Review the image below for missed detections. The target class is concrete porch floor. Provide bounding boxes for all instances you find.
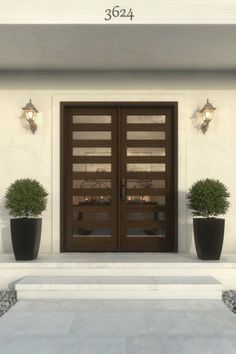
[0,298,236,354]
[1,252,236,264]
[0,254,236,353]
[1,253,236,290]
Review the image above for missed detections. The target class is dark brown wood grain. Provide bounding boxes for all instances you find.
[60,102,178,252]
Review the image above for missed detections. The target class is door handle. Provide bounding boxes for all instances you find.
[121,177,126,200]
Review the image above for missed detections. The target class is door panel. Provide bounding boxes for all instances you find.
[119,108,174,251]
[62,108,118,251]
[61,104,177,252]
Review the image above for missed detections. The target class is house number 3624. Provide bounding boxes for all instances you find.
[105,6,134,21]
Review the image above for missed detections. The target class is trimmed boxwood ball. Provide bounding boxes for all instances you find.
[187,178,230,218]
[5,179,48,260]
[187,178,230,260]
[5,178,48,217]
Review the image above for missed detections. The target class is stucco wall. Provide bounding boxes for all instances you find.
[0,72,235,254]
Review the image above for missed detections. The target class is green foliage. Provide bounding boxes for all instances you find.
[5,179,48,218]
[187,178,230,218]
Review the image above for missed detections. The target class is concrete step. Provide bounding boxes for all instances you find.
[15,275,223,299]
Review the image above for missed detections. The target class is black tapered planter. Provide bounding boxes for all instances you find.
[10,218,42,260]
[193,218,225,260]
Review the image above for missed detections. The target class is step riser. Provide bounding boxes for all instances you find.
[17,290,222,300]
[2,266,236,289]
[15,275,222,300]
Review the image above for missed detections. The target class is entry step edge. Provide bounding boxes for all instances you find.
[15,275,221,286]
[15,276,223,300]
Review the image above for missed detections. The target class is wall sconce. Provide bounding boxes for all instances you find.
[22,99,38,134]
[200,99,216,134]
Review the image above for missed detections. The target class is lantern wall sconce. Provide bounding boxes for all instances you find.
[200,98,216,134]
[22,99,38,134]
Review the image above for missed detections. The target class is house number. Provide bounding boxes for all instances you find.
[105,6,134,21]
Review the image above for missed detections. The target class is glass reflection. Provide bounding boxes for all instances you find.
[127,179,165,189]
[127,196,165,205]
[73,179,111,189]
[73,195,111,205]
[127,147,165,156]
[73,228,112,237]
[73,147,111,156]
[127,229,166,237]
[127,164,165,172]
[73,164,111,172]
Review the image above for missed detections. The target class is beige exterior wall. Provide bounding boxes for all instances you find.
[0,72,235,254]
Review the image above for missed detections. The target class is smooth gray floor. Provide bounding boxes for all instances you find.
[1,252,236,264]
[0,299,236,354]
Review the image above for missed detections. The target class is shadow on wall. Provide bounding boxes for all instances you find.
[190,106,202,133]
[178,190,194,253]
[0,200,13,253]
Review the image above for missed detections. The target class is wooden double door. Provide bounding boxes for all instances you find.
[61,103,177,252]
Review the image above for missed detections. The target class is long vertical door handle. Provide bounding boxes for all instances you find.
[121,177,126,199]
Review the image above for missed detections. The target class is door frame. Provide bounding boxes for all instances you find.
[60,101,178,252]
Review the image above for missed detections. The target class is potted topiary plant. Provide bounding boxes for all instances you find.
[5,179,48,260]
[187,178,230,260]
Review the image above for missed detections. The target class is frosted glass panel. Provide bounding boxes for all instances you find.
[127,180,165,189]
[127,229,166,237]
[127,132,165,140]
[73,180,111,189]
[73,132,111,140]
[127,148,165,156]
[127,196,165,205]
[73,148,111,156]
[127,115,166,124]
[73,115,111,124]
[73,164,111,172]
[73,196,111,205]
[127,164,165,172]
[73,229,112,237]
